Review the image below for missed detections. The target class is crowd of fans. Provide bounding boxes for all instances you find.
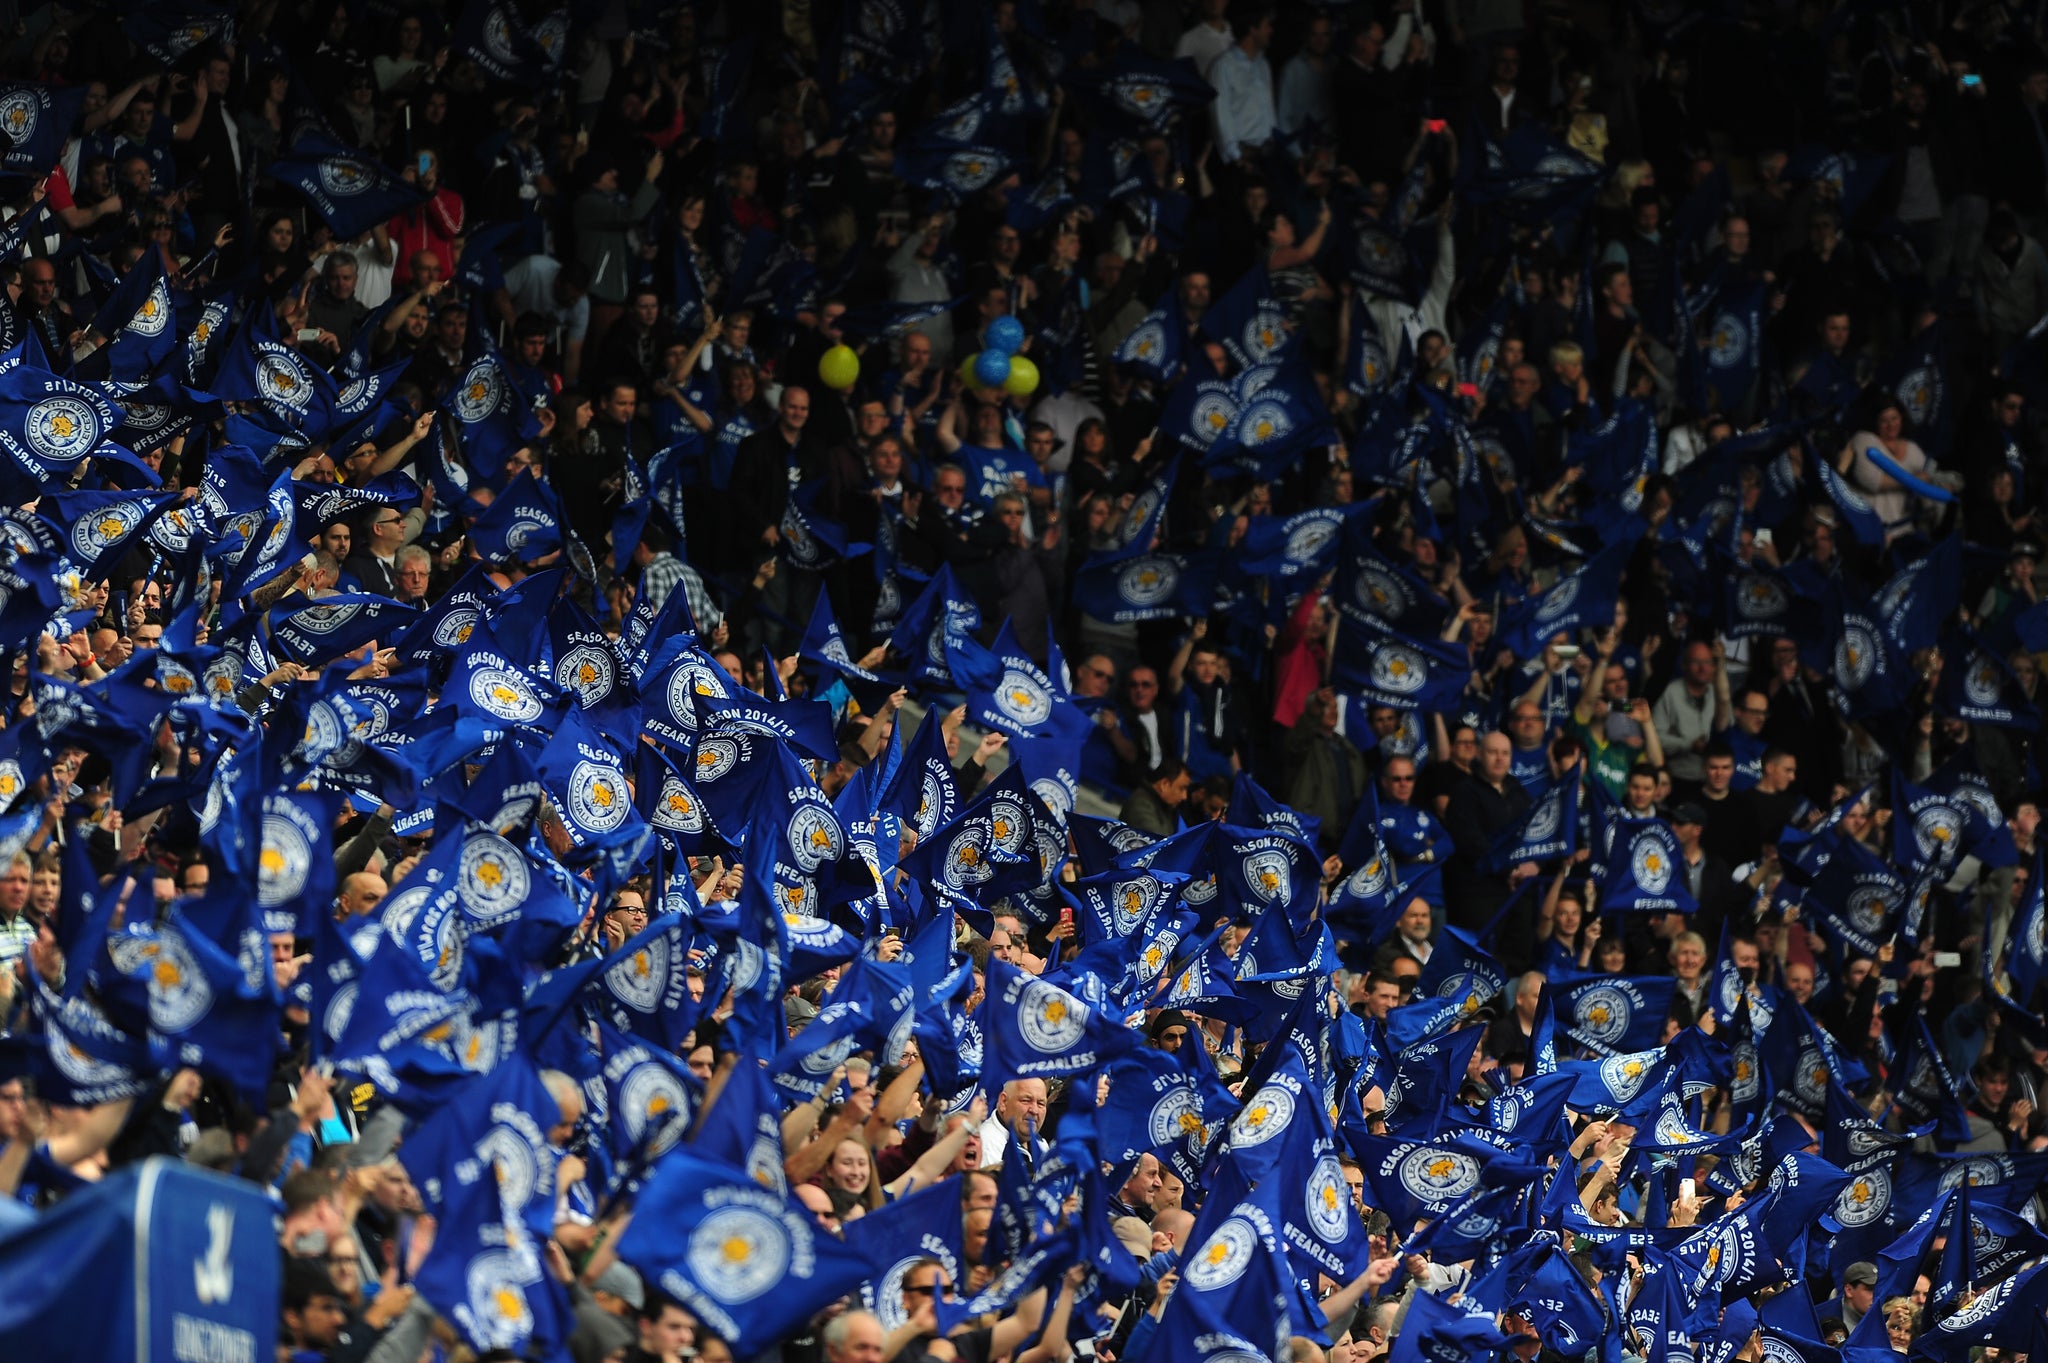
[1,3,2048,1363]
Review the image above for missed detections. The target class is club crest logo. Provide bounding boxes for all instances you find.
[0,90,39,146]
[1735,574,1787,621]
[459,833,530,920]
[1186,1216,1258,1290]
[1629,831,1672,894]
[1119,557,1179,607]
[1573,985,1635,1047]
[787,805,844,871]
[567,760,629,834]
[1707,314,1749,369]
[606,933,670,1012]
[26,396,101,465]
[143,933,213,1032]
[1306,1154,1352,1241]
[987,797,1029,857]
[1016,979,1088,1053]
[1598,1053,1656,1102]
[1964,656,2004,707]
[1146,1084,1199,1147]
[1241,399,1296,451]
[666,658,730,728]
[258,813,314,908]
[316,159,374,197]
[1343,854,1390,902]
[993,668,1054,727]
[468,666,543,723]
[1913,804,1963,863]
[1536,576,1580,623]
[1833,1167,1892,1227]
[1228,1084,1294,1147]
[1370,646,1428,696]
[553,645,615,707]
[1398,1147,1480,1204]
[1190,391,1237,446]
[1241,849,1293,906]
[462,1250,535,1348]
[255,352,313,410]
[71,501,143,561]
[619,1062,691,1155]
[1120,319,1167,366]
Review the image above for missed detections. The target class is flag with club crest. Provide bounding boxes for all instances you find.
[614,1149,876,1355]
[269,131,430,241]
[0,83,89,174]
[981,957,1137,1088]
[1112,289,1184,382]
[1199,265,1292,370]
[1329,606,1473,713]
[1598,817,1697,914]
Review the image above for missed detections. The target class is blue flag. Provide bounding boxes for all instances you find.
[1598,817,1698,914]
[1552,975,1678,1056]
[1113,289,1184,382]
[1497,537,1634,659]
[981,958,1137,1088]
[615,1149,876,1355]
[269,132,430,241]
[0,84,89,173]
[1071,551,1218,624]
[1199,265,1291,370]
[1329,606,1472,713]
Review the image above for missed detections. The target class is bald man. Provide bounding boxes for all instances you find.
[336,871,387,918]
[1443,732,1535,961]
[976,1077,1050,1165]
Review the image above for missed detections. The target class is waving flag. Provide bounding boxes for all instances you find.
[0,363,119,484]
[469,470,565,563]
[1880,321,1954,460]
[1113,289,1183,381]
[1329,606,1472,713]
[842,1180,966,1336]
[0,83,89,174]
[1059,50,1212,132]
[949,622,1089,744]
[97,246,178,382]
[1334,525,1450,636]
[1144,1173,1306,1363]
[113,909,279,1102]
[1598,817,1697,914]
[1071,550,1218,624]
[446,345,545,483]
[40,487,177,581]
[1386,1276,1517,1363]
[981,958,1136,1087]
[616,1149,875,1354]
[1891,767,1969,878]
[1236,502,1367,582]
[1498,537,1634,658]
[1204,365,1339,480]
[1200,266,1291,370]
[1487,771,1579,867]
[1552,975,1676,1056]
[1936,623,2038,728]
[210,301,335,431]
[408,1130,573,1359]
[270,132,429,241]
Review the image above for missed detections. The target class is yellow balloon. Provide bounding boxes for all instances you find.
[818,344,860,390]
[1002,354,1040,396]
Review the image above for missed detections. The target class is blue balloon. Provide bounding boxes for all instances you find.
[985,315,1026,356]
[973,349,1013,388]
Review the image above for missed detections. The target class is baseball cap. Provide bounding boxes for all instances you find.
[1669,803,1708,827]
[592,1262,645,1310]
[1843,1262,1878,1287]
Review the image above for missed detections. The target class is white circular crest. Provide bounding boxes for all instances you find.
[1241,849,1292,905]
[1016,979,1088,1054]
[606,935,670,1013]
[0,91,39,146]
[554,645,615,706]
[1536,576,1580,623]
[687,1207,791,1304]
[468,666,544,723]
[567,761,630,834]
[1573,986,1634,1047]
[1147,1085,1199,1147]
[1117,557,1179,607]
[1241,399,1296,450]
[1344,854,1390,902]
[258,814,314,908]
[459,833,531,919]
[695,737,743,784]
[1370,646,1427,695]
[651,775,705,835]
[1306,1155,1352,1242]
[1913,805,1963,862]
[26,396,100,465]
[1833,1167,1893,1227]
[1228,1084,1295,1147]
[1735,574,1787,621]
[993,668,1054,727]
[620,1062,691,1155]
[1707,314,1750,369]
[144,934,214,1032]
[788,804,844,871]
[1398,1147,1481,1203]
[316,160,373,198]
[1629,832,1672,894]
[1186,1217,1257,1291]
[1597,1054,1655,1102]
[463,1250,535,1347]
[455,362,505,422]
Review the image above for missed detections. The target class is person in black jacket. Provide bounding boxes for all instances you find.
[1443,732,1534,949]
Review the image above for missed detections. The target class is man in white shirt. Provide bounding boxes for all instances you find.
[1174,0,1234,78]
[1210,5,1278,165]
[976,1077,1050,1166]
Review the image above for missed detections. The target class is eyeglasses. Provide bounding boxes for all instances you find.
[902,1284,939,1296]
